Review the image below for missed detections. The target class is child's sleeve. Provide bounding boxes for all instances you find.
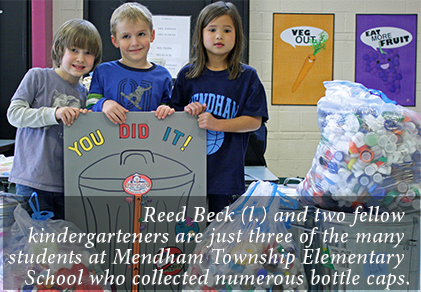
[7,69,58,128]
[159,71,173,106]
[169,74,187,111]
[86,68,106,111]
[86,93,105,111]
[242,72,269,123]
[7,99,58,128]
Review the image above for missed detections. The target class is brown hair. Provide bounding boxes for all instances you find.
[187,1,245,80]
[110,2,153,37]
[51,19,102,71]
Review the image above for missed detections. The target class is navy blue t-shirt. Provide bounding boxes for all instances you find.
[171,64,268,195]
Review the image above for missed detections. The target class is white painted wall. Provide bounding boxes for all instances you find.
[53,0,421,179]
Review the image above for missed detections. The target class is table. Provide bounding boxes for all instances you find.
[244,165,279,184]
[0,139,15,155]
[0,151,13,192]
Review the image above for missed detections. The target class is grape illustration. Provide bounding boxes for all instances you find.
[362,49,402,94]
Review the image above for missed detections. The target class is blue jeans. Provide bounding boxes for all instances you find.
[15,184,64,219]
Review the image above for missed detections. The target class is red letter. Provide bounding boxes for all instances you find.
[120,124,129,139]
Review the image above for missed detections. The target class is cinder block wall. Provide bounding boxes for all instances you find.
[249,0,421,178]
[53,0,421,178]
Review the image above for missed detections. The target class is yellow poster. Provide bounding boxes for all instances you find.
[272,14,334,105]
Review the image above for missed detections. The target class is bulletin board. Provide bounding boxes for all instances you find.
[355,14,418,106]
[64,112,206,291]
[272,13,334,105]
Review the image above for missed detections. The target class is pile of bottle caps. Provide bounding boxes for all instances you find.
[297,81,421,212]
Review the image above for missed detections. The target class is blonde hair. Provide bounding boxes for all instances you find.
[51,19,102,71]
[110,2,153,37]
[187,1,245,80]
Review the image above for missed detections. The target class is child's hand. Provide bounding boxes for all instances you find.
[102,100,129,124]
[79,108,91,114]
[55,107,81,126]
[197,112,219,131]
[184,102,206,116]
[154,105,175,119]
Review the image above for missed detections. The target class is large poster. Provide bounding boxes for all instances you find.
[64,112,206,291]
[272,13,334,105]
[355,14,417,106]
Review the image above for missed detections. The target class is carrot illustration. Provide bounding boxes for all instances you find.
[292,31,328,92]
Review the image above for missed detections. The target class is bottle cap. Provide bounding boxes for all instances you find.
[396,182,408,193]
[388,133,398,144]
[319,156,328,166]
[370,144,383,155]
[353,169,364,178]
[412,199,421,210]
[384,119,398,131]
[353,183,361,193]
[360,149,373,163]
[384,142,397,153]
[368,183,378,193]
[329,184,339,194]
[371,185,386,200]
[383,190,399,205]
[334,151,344,161]
[324,172,339,184]
[359,174,371,186]
[365,132,378,147]
[347,157,357,170]
[403,121,416,133]
[349,141,359,154]
[364,164,378,176]
[338,168,352,180]
[378,135,389,147]
[352,132,366,148]
[405,189,416,200]
[378,164,392,175]
[412,151,421,162]
[410,186,420,197]
[352,201,365,210]
[337,179,346,189]
[372,172,383,183]
[328,161,339,174]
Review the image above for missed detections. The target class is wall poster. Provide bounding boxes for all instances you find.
[64,112,206,291]
[355,14,417,106]
[272,13,334,105]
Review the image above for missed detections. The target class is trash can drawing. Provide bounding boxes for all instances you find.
[75,149,204,291]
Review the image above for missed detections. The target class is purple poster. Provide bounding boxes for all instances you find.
[355,14,417,106]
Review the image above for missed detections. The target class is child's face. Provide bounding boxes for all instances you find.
[56,47,95,85]
[202,14,236,62]
[111,18,155,69]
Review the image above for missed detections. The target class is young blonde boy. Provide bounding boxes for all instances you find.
[87,2,174,123]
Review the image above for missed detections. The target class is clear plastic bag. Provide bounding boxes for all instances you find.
[1,204,110,291]
[297,80,421,213]
[183,181,307,291]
